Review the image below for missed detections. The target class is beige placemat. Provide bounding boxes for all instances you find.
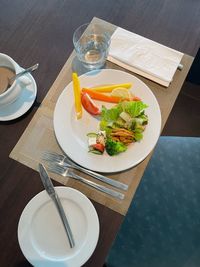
[10,17,193,216]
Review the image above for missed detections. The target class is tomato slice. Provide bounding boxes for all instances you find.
[132,96,141,101]
[81,92,101,115]
[92,143,105,153]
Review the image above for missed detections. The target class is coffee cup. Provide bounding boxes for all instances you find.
[0,53,26,107]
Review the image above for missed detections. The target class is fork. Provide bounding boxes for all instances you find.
[46,163,125,200]
[42,151,128,191]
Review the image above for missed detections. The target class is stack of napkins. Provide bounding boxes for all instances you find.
[107,27,184,87]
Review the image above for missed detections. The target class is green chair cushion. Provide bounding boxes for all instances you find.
[106,136,200,267]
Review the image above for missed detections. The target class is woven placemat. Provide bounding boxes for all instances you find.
[10,17,193,215]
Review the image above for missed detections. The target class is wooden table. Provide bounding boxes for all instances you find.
[0,1,200,267]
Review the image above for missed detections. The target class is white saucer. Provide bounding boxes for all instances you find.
[18,186,99,267]
[0,71,37,121]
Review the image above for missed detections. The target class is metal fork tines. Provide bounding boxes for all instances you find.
[42,151,128,191]
[46,163,125,200]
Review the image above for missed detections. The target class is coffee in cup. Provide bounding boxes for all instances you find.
[0,66,15,94]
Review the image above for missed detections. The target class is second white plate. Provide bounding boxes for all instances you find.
[18,186,99,267]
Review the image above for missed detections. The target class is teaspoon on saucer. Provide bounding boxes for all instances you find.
[9,63,39,84]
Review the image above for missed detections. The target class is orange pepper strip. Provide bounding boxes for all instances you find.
[72,73,82,119]
[82,88,141,103]
[82,88,123,103]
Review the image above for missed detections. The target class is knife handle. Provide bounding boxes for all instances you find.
[53,194,75,248]
[70,172,125,200]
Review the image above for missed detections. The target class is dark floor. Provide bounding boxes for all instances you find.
[162,48,200,137]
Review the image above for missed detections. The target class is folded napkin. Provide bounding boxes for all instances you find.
[107,27,184,87]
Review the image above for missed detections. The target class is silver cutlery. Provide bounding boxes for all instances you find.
[42,151,128,191]
[9,63,39,84]
[38,163,75,248]
[46,163,125,200]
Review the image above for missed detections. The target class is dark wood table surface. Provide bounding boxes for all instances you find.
[0,1,200,267]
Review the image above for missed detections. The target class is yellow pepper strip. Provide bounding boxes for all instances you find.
[72,72,82,119]
[89,83,132,93]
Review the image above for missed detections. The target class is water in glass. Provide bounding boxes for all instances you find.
[77,33,109,69]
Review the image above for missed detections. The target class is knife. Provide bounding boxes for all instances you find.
[38,163,75,248]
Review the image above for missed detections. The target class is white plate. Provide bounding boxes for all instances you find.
[0,70,37,121]
[54,69,161,173]
[18,186,99,267]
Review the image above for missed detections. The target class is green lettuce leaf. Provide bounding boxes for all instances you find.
[101,105,122,122]
[120,101,148,117]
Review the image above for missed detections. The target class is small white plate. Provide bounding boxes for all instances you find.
[0,70,37,121]
[18,186,99,267]
[53,69,161,173]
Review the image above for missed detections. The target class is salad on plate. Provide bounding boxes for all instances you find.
[72,72,148,156]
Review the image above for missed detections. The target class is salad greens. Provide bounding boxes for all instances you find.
[100,101,148,141]
[87,100,148,156]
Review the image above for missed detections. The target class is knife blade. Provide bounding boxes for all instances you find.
[38,163,75,248]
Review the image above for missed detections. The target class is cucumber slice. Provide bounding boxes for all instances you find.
[87,132,98,137]
[88,148,102,155]
[90,150,103,155]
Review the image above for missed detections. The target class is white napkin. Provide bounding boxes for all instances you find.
[107,27,184,87]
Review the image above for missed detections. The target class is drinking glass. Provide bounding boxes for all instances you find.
[73,23,110,70]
